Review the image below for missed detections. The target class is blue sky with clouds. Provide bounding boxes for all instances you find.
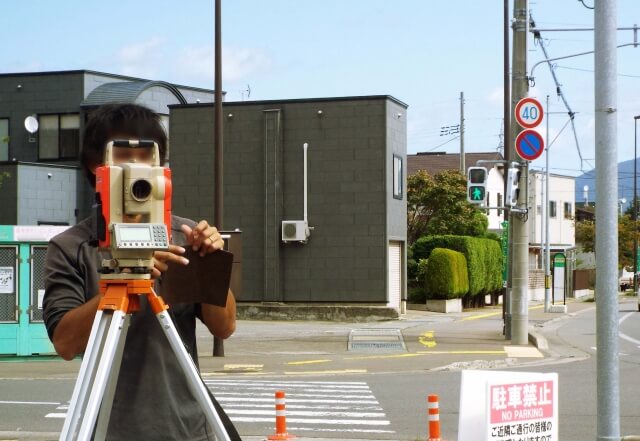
[2,1,640,178]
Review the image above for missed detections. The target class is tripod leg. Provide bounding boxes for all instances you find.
[76,310,128,441]
[93,314,131,441]
[155,310,232,441]
[59,310,110,441]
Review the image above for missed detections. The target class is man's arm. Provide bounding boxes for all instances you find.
[201,289,236,339]
[52,295,100,361]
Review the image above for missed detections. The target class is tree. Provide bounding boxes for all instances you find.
[407,169,488,244]
[575,215,640,269]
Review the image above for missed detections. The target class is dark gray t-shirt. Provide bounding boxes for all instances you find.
[43,215,213,441]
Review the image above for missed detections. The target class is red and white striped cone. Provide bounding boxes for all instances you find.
[428,394,441,441]
[267,390,295,440]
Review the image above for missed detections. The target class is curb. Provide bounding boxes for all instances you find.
[236,303,399,322]
[528,329,549,351]
[0,431,59,440]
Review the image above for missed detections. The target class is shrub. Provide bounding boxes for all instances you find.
[417,258,429,287]
[424,248,469,299]
[412,235,502,296]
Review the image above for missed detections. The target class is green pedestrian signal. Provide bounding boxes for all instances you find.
[469,186,486,201]
[467,166,487,204]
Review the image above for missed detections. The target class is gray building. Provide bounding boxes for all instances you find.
[0,70,215,225]
[169,96,407,310]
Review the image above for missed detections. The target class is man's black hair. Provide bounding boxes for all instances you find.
[81,103,168,187]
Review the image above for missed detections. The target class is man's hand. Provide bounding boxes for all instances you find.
[181,221,224,257]
[152,245,188,279]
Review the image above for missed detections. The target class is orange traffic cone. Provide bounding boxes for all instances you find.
[428,394,441,441]
[267,390,295,440]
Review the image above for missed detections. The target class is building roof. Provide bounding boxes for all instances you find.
[169,94,408,109]
[407,151,503,176]
[0,69,216,94]
[81,81,187,106]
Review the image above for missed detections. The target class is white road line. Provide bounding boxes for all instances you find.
[219,403,383,410]
[619,312,640,347]
[287,426,396,434]
[203,379,367,386]
[229,416,390,426]
[205,381,369,389]
[45,413,67,418]
[213,392,375,399]
[216,397,379,404]
[0,400,60,405]
[206,385,373,394]
[224,409,386,418]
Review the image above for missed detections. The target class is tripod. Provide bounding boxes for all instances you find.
[58,276,231,441]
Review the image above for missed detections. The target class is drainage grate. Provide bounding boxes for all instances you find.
[348,328,407,352]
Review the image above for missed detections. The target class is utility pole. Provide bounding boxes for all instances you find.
[460,91,465,174]
[595,1,620,439]
[213,0,224,357]
[503,0,512,339]
[509,0,529,345]
[544,95,551,312]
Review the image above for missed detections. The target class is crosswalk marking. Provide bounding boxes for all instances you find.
[42,379,394,435]
[205,379,393,434]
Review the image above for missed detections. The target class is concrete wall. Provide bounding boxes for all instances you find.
[0,164,18,224]
[170,97,407,304]
[16,164,79,225]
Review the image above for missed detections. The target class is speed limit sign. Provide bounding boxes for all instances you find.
[515,97,544,129]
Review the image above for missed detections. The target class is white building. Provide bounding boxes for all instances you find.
[527,170,576,300]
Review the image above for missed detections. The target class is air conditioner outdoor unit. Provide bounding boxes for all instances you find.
[281,220,309,242]
[281,142,313,243]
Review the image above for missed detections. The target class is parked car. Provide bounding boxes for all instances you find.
[619,267,634,291]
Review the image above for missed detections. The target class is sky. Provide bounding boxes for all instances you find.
[2,0,640,185]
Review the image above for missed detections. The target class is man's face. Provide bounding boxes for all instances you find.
[112,146,155,165]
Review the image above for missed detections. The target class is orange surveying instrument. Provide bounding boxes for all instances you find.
[58,140,232,441]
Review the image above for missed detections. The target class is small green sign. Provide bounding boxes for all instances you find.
[553,253,566,268]
[501,221,509,285]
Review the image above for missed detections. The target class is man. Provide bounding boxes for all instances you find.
[43,103,236,440]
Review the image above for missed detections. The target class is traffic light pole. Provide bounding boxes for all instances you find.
[508,0,529,345]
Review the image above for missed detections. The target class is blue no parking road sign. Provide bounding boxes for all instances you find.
[515,129,544,161]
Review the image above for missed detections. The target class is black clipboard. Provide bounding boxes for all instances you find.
[161,249,233,307]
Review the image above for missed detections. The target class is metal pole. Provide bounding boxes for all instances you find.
[503,0,512,340]
[509,0,529,345]
[595,1,620,439]
[634,115,639,307]
[213,0,225,357]
[545,95,551,312]
[460,91,465,174]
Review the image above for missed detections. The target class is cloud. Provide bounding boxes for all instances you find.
[115,37,165,78]
[175,45,271,84]
[487,86,503,105]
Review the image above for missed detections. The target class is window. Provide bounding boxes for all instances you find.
[549,200,557,218]
[393,154,403,200]
[0,118,8,161]
[38,114,80,160]
[564,202,573,219]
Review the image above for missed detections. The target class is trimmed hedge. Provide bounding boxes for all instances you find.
[413,235,502,296]
[424,248,469,299]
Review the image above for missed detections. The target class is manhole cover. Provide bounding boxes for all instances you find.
[348,328,406,352]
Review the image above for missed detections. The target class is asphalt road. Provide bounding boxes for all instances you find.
[1,298,640,440]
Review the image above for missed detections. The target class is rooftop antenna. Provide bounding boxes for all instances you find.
[240,84,251,101]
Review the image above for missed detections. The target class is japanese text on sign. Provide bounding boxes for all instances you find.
[488,380,555,441]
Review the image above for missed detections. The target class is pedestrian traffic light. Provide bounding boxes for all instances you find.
[467,167,487,204]
[506,167,520,207]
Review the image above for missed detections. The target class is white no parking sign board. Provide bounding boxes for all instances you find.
[458,370,558,441]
